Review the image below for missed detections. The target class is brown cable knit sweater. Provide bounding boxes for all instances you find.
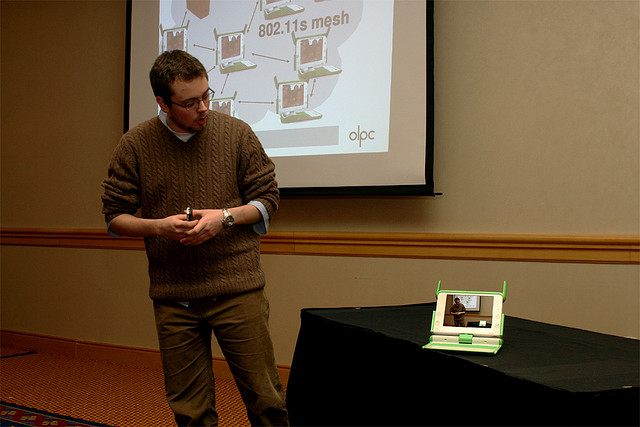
[101,111,279,301]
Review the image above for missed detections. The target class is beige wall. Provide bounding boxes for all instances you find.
[1,0,638,366]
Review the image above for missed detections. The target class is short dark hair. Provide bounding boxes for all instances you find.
[149,50,208,105]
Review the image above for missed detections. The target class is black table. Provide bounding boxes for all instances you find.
[285,303,639,426]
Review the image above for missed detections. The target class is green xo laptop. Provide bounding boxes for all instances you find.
[423,281,507,354]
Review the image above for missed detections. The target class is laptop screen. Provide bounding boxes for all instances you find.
[431,291,504,338]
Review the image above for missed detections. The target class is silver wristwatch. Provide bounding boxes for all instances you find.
[221,208,235,227]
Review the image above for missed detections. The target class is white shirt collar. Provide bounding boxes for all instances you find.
[158,110,196,142]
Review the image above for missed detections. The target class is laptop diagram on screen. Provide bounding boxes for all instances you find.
[161,22,190,52]
[293,29,342,80]
[261,0,305,20]
[214,25,257,74]
[274,77,322,123]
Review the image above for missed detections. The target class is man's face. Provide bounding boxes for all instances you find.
[158,76,209,134]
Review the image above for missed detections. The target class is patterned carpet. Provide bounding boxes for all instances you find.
[1,401,112,426]
[0,346,250,426]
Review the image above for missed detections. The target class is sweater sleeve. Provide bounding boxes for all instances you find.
[101,136,141,223]
[237,125,280,219]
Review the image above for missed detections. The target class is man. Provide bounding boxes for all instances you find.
[101,50,288,426]
[449,297,466,327]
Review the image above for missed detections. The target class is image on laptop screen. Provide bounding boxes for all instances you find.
[299,37,325,70]
[220,33,242,63]
[211,99,234,117]
[281,82,306,112]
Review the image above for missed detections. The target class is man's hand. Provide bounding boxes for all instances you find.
[156,213,198,241]
[179,209,225,246]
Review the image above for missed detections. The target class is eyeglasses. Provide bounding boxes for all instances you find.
[171,88,215,111]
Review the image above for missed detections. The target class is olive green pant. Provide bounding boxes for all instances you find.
[153,289,289,426]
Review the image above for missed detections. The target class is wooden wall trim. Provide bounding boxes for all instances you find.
[1,227,638,264]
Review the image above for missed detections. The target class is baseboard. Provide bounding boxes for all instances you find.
[0,329,290,386]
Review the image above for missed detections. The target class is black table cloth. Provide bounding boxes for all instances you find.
[285,303,639,426]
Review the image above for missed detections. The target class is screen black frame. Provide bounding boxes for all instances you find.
[123,0,435,198]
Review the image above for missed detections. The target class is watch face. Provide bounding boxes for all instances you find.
[223,209,234,226]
